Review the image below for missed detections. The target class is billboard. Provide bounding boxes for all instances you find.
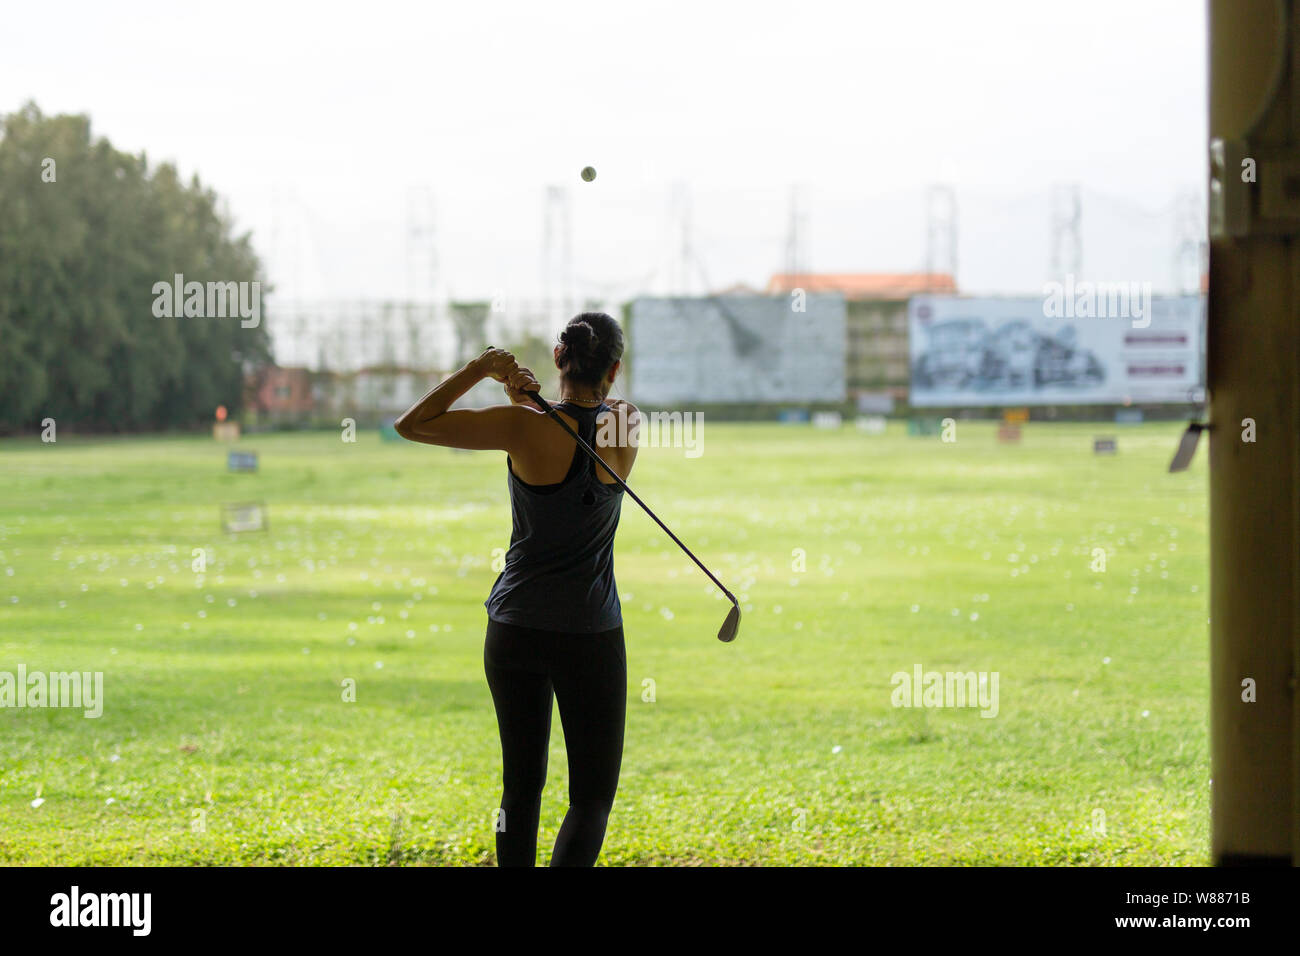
[908,295,1205,406]
[630,295,846,404]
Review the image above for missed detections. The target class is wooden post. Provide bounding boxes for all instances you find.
[1207,0,1300,864]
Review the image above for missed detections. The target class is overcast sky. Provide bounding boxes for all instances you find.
[2,0,1207,302]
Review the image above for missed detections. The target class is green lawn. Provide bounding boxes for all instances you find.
[0,420,1209,865]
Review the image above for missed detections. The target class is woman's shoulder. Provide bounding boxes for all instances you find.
[598,399,640,420]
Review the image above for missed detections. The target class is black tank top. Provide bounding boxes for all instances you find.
[484,401,625,632]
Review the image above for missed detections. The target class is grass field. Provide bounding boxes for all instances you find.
[0,420,1209,865]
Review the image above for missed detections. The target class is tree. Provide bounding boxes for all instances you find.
[0,102,271,432]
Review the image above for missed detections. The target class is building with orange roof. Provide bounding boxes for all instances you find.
[766,273,956,299]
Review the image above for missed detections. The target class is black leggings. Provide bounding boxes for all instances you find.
[484,618,626,867]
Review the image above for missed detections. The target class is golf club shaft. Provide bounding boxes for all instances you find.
[525,390,737,605]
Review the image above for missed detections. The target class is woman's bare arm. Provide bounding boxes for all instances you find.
[394,350,540,451]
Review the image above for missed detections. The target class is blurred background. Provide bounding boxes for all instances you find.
[0,1,1226,867]
[0,0,1207,430]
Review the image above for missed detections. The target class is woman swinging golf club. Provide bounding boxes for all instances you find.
[395,312,636,866]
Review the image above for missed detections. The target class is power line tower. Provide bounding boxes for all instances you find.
[405,185,441,368]
[1172,187,1206,294]
[667,181,693,295]
[784,184,809,288]
[269,183,318,366]
[925,184,958,288]
[406,185,439,304]
[1049,182,1083,281]
[269,184,300,301]
[542,185,573,327]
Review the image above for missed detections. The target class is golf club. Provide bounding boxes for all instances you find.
[524,389,741,643]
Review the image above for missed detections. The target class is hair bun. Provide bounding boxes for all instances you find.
[561,321,596,353]
[555,312,625,387]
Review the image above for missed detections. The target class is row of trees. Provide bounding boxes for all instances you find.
[0,103,271,432]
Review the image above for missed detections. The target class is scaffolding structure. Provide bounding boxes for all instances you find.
[1049,182,1083,281]
[925,184,958,287]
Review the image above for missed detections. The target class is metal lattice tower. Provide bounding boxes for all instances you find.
[1172,187,1207,293]
[270,184,306,302]
[1049,182,1083,281]
[405,186,443,367]
[667,181,693,295]
[406,186,439,304]
[542,185,574,328]
[925,184,958,288]
[784,184,809,287]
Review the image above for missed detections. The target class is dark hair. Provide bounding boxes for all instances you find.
[555,312,624,387]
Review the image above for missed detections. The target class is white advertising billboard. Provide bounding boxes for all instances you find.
[630,295,846,404]
[908,294,1205,407]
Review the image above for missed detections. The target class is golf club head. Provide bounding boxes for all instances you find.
[717,601,741,643]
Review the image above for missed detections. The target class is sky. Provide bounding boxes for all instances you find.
[1,0,1208,303]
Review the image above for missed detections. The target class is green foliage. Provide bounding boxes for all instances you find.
[0,102,270,433]
[0,421,1209,865]
[502,330,560,395]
